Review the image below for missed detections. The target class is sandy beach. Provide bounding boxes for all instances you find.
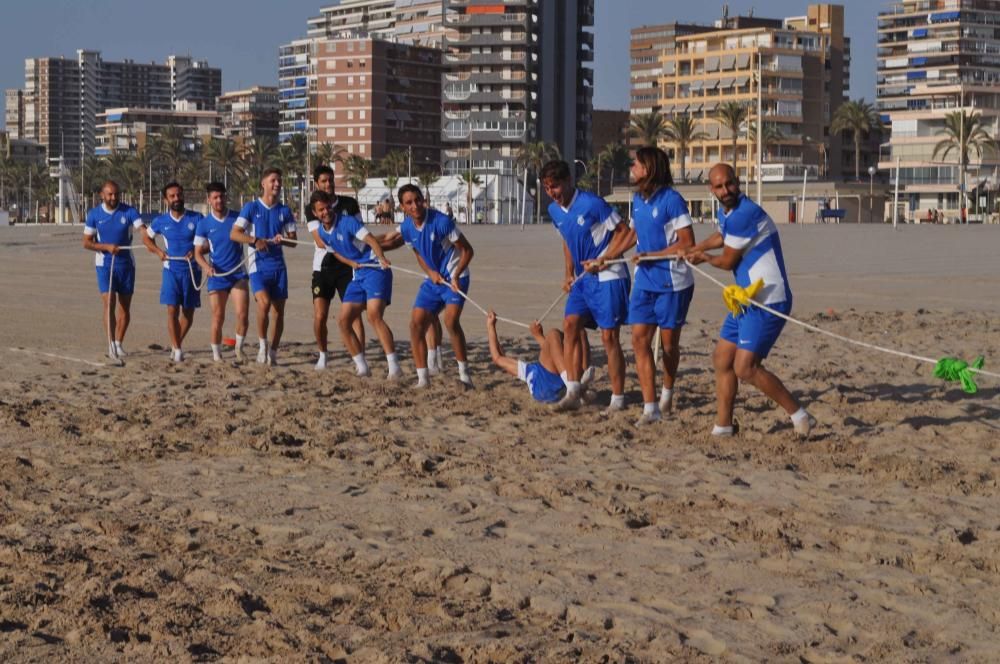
[1,222,998,662]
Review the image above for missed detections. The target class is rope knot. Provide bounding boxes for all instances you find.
[722,279,764,316]
[934,356,985,394]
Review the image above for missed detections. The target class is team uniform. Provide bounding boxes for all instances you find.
[307,195,360,301]
[717,194,793,357]
[628,187,695,329]
[549,189,630,330]
[315,211,392,305]
[517,360,566,403]
[236,199,296,300]
[193,211,247,292]
[84,204,144,294]
[147,211,203,309]
[398,209,470,313]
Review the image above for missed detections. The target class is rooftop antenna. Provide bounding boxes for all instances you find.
[722,4,729,23]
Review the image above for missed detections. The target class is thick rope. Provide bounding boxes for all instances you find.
[684,260,1000,387]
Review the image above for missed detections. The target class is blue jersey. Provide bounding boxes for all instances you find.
[398,208,468,280]
[236,199,296,274]
[549,189,627,282]
[630,187,694,293]
[316,211,374,266]
[84,204,144,267]
[148,210,203,272]
[717,194,791,305]
[194,211,244,273]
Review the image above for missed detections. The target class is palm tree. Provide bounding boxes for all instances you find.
[664,116,709,183]
[932,110,996,218]
[748,121,785,162]
[598,142,632,192]
[240,136,279,188]
[514,140,561,224]
[416,170,437,206]
[102,151,139,201]
[314,142,348,168]
[149,125,187,181]
[715,101,749,172]
[379,149,408,180]
[204,138,240,187]
[458,170,482,221]
[630,110,669,148]
[831,99,885,180]
[341,154,375,199]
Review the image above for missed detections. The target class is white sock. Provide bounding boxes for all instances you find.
[457,360,470,382]
[171,347,183,363]
[643,402,659,416]
[353,353,369,375]
[211,344,222,361]
[386,352,401,375]
[659,387,673,412]
[416,367,429,387]
[235,335,245,351]
[560,370,568,385]
[565,380,581,396]
[436,346,444,370]
[712,424,734,436]
[790,407,810,425]
[315,351,327,370]
[609,394,626,409]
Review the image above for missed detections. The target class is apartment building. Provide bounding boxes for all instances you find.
[440,0,595,179]
[313,37,443,187]
[630,23,712,116]
[640,4,849,182]
[95,105,222,156]
[877,0,1000,220]
[5,50,221,166]
[217,87,279,143]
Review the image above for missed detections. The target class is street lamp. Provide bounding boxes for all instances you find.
[868,165,876,223]
[574,159,588,176]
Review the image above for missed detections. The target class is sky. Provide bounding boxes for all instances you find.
[1,0,879,124]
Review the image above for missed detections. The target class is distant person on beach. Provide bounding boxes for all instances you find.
[307,164,364,371]
[381,184,475,388]
[542,159,634,413]
[82,180,145,361]
[230,168,297,366]
[142,182,204,363]
[685,163,815,438]
[486,310,594,403]
[194,181,249,362]
[626,147,695,426]
[309,190,399,379]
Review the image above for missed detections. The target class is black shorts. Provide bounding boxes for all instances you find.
[312,257,353,301]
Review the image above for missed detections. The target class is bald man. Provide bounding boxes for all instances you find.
[685,164,814,438]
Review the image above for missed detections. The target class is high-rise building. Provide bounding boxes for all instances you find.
[440,0,595,180]
[629,23,712,117]
[95,105,222,157]
[639,4,849,183]
[308,0,397,39]
[5,50,221,166]
[217,87,279,143]
[314,37,443,187]
[4,89,25,140]
[877,0,1000,221]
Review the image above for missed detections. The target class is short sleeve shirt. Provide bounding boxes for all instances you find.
[147,210,203,271]
[236,199,296,274]
[397,208,468,280]
[629,187,694,293]
[548,189,626,282]
[316,210,373,265]
[307,194,360,271]
[83,204,144,267]
[717,195,792,305]
[194,211,244,273]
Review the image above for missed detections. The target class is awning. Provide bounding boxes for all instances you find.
[720,54,736,70]
[736,53,751,69]
[734,76,750,87]
[703,100,719,112]
[704,56,720,72]
[719,77,735,88]
[704,78,720,90]
[690,80,703,91]
[663,61,676,75]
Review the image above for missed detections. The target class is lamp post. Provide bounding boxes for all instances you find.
[868,165,876,224]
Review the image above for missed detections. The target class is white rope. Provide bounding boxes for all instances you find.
[684,260,1000,381]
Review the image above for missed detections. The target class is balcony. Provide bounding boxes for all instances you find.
[444,82,478,101]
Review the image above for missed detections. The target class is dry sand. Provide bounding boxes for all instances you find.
[0,222,998,662]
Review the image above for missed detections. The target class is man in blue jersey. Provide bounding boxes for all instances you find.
[686,164,815,438]
[194,181,249,363]
[82,180,145,361]
[142,182,203,363]
[230,168,297,366]
[383,184,475,388]
[310,190,399,379]
[486,310,594,404]
[541,160,635,413]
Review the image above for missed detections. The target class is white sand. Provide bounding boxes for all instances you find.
[0,222,998,661]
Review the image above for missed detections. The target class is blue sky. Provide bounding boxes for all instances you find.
[1,0,878,122]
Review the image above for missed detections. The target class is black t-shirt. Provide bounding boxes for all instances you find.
[309,194,361,274]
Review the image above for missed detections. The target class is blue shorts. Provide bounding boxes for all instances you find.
[207,270,248,293]
[343,267,393,305]
[565,275,630,330]
[518,360,565,403]
[96,261,135,295]
[249,267,289,300]
[719,298,792,358]
[413,275,470,315]
[628,285,694,329]
[160,268,201,309]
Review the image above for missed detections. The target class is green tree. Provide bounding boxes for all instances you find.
[204,138,240,187]
[458,170,482,220]
[831,99,885,181]
[598,142,632,192]
[515,140,561,224]
[314,142,348,168]
[629,110,669,148]
[665,115,709,183]
[748,121,785,162]
[149,125,187,181]
[715,101,749,172]
[931,110,996,216]
[240,136,279,190]
[341,154,375,199]
[379,149,408,179]
[416,170,437,206]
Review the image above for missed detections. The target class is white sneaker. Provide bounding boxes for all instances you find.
[555,390,583,412]
[793,414,817,438]
[635,411,662,427]
[388,367,403,380]
[114,342,127,358]
[256,345,267,364]
[234,346,246,362]
[600,400,626,416]
[459,375,474,390]
[171,349,184,363]
[315,357,327,371]
[107,342,118,360]
[428,364,440,377]
[658,394,673,416]
[581,366,596,386]
[416,377,429,388]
